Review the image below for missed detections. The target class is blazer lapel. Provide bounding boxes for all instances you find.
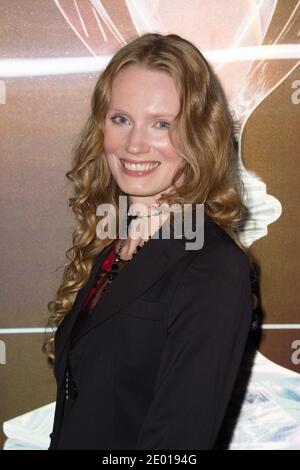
[54,241,113,385]
[54,209,205,386]
[69,235,189,346]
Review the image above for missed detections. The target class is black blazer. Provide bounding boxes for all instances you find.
[49,214,253,450]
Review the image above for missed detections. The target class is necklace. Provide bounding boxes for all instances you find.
[127,202,182,219]
[104,215,152,290]
[103,204,182,291]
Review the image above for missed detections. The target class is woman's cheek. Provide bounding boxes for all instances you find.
[103,130,117,154]
[154,139,181,162]
[103,121,123,151]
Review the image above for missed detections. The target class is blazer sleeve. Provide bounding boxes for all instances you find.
[135,244,253,450]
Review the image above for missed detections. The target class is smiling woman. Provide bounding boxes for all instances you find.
[103,64,184,205]
[44,32,255,450]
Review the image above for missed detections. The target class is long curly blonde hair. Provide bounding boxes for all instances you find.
[43,32,254,364]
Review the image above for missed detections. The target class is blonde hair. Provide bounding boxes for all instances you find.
[43,33,253,364]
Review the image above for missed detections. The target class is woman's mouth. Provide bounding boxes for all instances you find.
[120,159,161,177]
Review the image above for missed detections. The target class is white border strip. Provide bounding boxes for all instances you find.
[261,324,300,330]
[0,45,299,77]
[0,328,56,334]
[0,324,299,334]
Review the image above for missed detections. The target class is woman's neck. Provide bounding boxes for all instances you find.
[118,210,171,260]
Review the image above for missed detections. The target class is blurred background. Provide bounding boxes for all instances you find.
[0,0,299,449]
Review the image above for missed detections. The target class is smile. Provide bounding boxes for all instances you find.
[120,159,161,176]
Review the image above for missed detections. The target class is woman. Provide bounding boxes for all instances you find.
[44,33,254,450]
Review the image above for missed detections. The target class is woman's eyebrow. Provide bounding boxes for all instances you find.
[109,108,176,118]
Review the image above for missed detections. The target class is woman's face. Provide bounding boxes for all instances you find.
[103,65,184,207]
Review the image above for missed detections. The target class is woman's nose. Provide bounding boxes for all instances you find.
[125,128,150,154]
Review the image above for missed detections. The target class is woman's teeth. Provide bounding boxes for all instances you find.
[122,161,160,172]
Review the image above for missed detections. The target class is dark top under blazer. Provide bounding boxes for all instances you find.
[49,213,253,450]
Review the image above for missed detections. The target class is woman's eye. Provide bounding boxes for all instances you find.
[156,121,170,129]
[110,116,170,129]
[111,115,128,125]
